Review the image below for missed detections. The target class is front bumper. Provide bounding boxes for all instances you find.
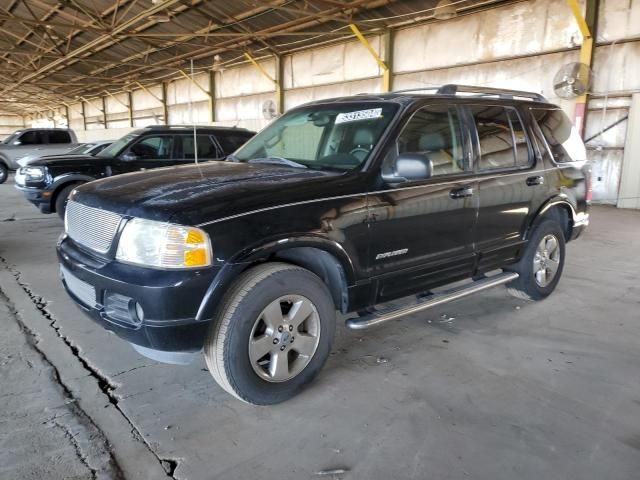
[14,183,53,214]
[57,236,219,353]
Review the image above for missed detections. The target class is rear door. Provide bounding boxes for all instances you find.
[466,104,547,270]
[368,103,478,302]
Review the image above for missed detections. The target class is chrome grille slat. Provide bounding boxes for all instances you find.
[66,200,122,253]
[60,266,97,308]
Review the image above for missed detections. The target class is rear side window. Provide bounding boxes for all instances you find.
[48,130,72,144]
[530,108,586,162]
[215,133,252,154]
[179,135,220,159]
[471,105,531,171]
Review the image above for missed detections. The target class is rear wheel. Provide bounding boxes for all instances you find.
[55,183,81,220]
[0,163,8,184]
[506,218,566,300]
[204,263,336,405]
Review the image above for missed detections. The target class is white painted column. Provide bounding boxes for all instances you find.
[618,93,640,209]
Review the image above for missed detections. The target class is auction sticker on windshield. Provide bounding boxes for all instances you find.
[335,108,383,124]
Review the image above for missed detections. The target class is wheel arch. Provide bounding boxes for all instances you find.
[526,196,576,242]
[196,236,355,321]
[49,175,94,212]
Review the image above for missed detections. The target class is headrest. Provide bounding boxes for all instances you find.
[353,128,374,146]
[419,133,446,151]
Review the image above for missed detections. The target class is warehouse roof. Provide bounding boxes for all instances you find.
[0,0,509,116]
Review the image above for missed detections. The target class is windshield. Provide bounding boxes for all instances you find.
[3,131,21,144]
[68,144,94,154]
[233,103,398,171]
[96,132,141,158]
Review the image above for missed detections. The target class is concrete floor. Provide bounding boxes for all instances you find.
[1,174,640,480]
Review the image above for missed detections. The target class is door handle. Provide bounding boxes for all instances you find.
[449,186,474,199]
[526,175,544,186]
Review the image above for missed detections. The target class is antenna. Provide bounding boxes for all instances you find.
[190,58,198,166]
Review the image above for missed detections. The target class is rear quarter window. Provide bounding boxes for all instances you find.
[530,108,586,162]
[48,130,72,144]
[215,133,253,153]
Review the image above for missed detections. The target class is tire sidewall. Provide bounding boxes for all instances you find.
[0,164,7,184]
[222,268,336,404]
[520,219,566,298]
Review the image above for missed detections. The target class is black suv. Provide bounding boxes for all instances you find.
[57,85,590,404]
[14,125,255,218]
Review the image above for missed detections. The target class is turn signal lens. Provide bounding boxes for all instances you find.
[116,218,212,269]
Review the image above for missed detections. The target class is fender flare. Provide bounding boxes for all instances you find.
[195,234,357,321]
[525,195,577,240]
[50,173,96,192]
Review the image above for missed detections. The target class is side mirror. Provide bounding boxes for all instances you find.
[382,153,432,184]
[12,140,22,146]
[120,152,138,162]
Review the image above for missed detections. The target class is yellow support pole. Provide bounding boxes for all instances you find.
[178,70,212,98]
[244,52,283,114]
[567,0,598,135]
[134,81,163,104]
[349,23,390,92]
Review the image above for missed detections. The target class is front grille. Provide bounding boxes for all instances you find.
[65,200,122,254]
[60,266,97,308]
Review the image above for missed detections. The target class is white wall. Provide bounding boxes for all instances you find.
[25,0,640,206]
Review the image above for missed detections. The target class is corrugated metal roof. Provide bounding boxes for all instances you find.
[0,0,510,115]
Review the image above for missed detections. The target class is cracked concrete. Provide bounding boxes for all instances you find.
[2,175,640,479]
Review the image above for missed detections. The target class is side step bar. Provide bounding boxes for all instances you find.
[345,272,519,330]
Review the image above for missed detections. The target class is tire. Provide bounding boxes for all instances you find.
[204,262,336,405]
[0,163,8,184]
[506,218,566,301]
[55,183,81,220]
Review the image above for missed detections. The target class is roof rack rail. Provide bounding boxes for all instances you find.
[391,87,440,94]
[436,84,546,102]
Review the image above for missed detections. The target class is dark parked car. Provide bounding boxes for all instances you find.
[15,126,255,218]
[57,85,590,404]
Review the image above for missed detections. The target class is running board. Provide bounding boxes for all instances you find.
[345,272,519,330]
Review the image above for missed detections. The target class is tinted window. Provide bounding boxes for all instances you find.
[179,135,220,159]
[508,109,532,167]
[397,105,466,177]
[49,130,72,144]
[216,133,252,153]
[472,106,518,171]
[531,108,586,162]
[235,103,398,171]
[18,131,40,145]
[129,135,174,160]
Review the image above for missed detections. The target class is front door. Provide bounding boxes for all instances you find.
[368,104,478,302]
[111,134,176,174]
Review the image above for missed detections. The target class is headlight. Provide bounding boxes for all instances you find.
[116,218,212,269]
[20,166,45,180]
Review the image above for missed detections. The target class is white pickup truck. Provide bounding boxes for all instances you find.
[0,128,79,184]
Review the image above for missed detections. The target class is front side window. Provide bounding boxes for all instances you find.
[233,103,398,172]
[396,105,466,177]
[129,135,174,160]
[472,105,526,171]
[17,131,40,145]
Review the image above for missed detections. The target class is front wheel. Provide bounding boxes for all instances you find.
[204,263,336,405]
[506,218,566,301]
[0,163,8,184]
[55,183,81,220]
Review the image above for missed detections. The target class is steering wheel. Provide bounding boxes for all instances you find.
[349,147,370,161]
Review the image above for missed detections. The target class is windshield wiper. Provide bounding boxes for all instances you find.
[248,156,307,169]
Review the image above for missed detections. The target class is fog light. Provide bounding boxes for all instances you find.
[134,302,145,322]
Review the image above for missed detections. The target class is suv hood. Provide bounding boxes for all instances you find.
[31,154,110,168]
[71,161,344,225]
